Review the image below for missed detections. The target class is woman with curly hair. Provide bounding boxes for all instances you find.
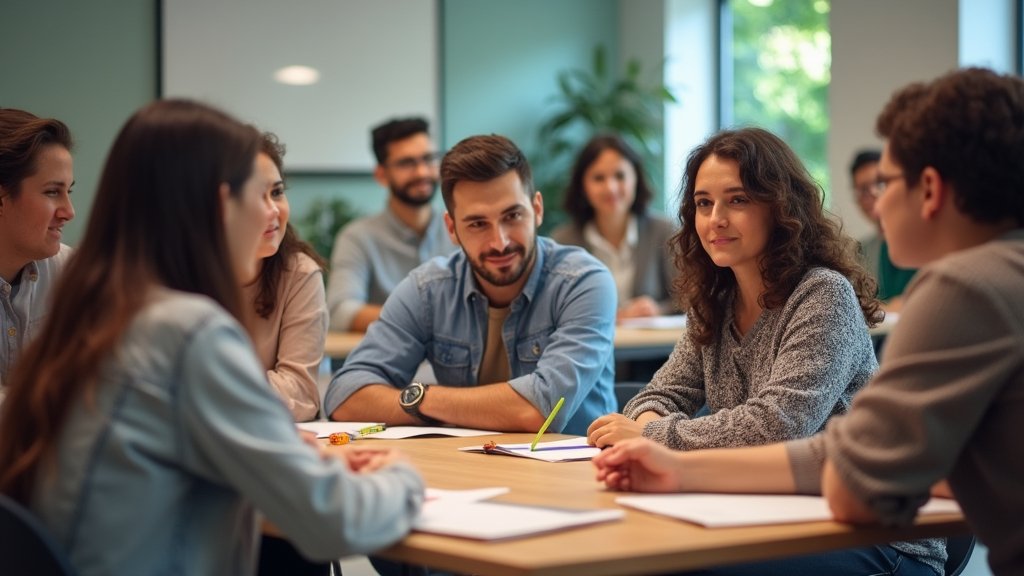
[589,126,881,449]
[587,127,947,574]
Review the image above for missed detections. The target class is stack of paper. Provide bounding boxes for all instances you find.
[458,437,600,462]
[615,494,962,528]
[416,487,623,540]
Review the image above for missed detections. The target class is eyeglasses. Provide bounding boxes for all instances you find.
[871,172,905,198]
[386,152,441,171]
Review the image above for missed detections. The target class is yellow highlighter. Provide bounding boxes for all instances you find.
[530,396,565,451]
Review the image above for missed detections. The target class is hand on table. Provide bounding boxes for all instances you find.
[593,437,685,492]
[588,411,661,448]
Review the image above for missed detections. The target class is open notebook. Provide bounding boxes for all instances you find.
[458,437,600,462]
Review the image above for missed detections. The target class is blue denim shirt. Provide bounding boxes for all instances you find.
[326,237,618,436]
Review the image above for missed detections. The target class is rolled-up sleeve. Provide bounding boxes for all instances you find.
[180,319,424,558]
[507,265,617,431]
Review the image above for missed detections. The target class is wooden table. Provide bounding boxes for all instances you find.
[325,327,684,363]
[345,434,967,576]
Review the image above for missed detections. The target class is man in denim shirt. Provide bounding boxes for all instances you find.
[327,135,617,436]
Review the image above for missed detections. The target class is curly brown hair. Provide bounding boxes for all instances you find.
[876,67,1024,227]
[673,127,882,346]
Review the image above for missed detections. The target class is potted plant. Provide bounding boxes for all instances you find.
[296,197,360,263]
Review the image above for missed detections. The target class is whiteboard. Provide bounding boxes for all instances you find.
[161,0,439,173]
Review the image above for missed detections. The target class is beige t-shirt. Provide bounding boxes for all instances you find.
[478,306,511,385]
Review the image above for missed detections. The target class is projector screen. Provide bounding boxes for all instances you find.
[162,0,439,173]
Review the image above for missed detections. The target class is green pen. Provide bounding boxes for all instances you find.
[530,396,565,451]
[357,424,386,436]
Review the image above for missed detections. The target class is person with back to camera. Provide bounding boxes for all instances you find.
[595,67,1024,575]
[0,108,75,390]
[588,125,943,574]
[551,134,678,321]
[849,148,916,312]
[0,99,424,576]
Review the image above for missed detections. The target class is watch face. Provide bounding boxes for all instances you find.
[400,383,423,407]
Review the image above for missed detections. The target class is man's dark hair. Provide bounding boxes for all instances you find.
[848,149,880,180]
[440,134,533,213]
[371,117,429,165]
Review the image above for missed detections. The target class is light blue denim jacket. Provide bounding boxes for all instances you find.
[326,237,618,436]
[32,289,423,576]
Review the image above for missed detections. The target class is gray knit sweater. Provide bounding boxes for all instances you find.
[624,267,877,449]
[623,266,944,574]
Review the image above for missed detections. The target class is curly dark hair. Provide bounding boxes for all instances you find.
[253,132,327,319]
[877,67,1024,227]
[673,127,882,346]
[562,134,654,227]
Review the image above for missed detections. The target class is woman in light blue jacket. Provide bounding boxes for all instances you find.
[0,100,424,576]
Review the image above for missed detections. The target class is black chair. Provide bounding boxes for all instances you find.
[0,493,76,576]
[943,534,976,576]
[614,381,647,411]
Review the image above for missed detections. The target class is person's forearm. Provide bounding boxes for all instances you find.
[677,443,796,493]
[349,305,383,333]
[421,383,545,431]
[330,384,419,424]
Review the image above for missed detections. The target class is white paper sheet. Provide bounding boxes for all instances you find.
[458,437,600,462]
[367,426,501,439]
[618,314,687,330]
[415,499,624,540]
[615,494,962,528]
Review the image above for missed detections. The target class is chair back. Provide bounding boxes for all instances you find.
[0,493,77,576]
[943,534,976,576]
[614,382,646,412]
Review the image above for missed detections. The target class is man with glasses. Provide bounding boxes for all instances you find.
[327,117,456,332]
[849,149,916,311]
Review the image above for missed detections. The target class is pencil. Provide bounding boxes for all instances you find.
[530,396,565,451]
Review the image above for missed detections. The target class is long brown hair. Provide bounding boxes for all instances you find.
[0,100,261,503]
[252,132,326,319]
[562,134,655,227]
[674,127,882,346]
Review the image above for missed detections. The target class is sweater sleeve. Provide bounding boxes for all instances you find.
[823,265,1022,525]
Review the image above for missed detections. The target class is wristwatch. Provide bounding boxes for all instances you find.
[399,382,441,425]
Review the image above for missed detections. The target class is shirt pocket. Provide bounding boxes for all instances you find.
[515,327,554,367]
[431,338,472,370]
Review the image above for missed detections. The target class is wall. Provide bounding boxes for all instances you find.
[828,0,958,242]
[0,0,623,246]
[0,0,156,244]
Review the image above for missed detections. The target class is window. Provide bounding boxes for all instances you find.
[722,0,831,194]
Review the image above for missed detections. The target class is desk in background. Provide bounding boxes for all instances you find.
[324,327,684,363]
[344,433,966,576]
